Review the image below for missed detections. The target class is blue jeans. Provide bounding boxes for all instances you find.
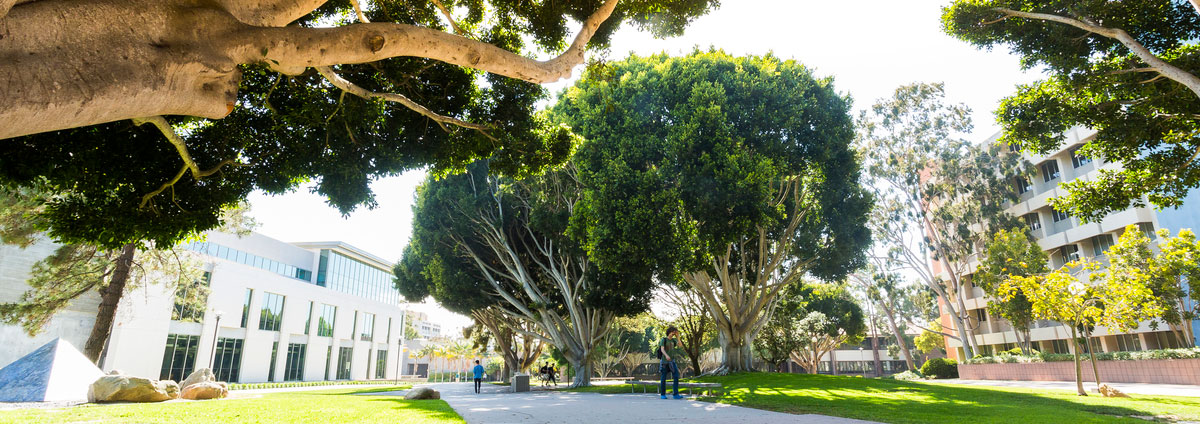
[659,360,679,396]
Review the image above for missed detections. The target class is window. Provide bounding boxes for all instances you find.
[285,343,307,381]
[318,304,337,337]
[1114,334,1143,352]
[1052,207,1071,223]
[351,311,359,338]
[1062,244,1081,263]
[240,288,253,328]
[1041,160,1060,182]
[159,334,200,382]
[1024,213,1042,231]
[1071,147,1092,168]
[1015,177,1033,195]
[304,301,314,335]
[361,313,375,342]
[324,346,334,380]
[1051,339,1070,354]
[1089,337,1103,354]
[337,347,353,380]
[386,317,392,344]
[375,350,388,379]
[1139,223,1157,240]
[258,292,285,331]
[1150,331,1183,349]
[172,272,211,323]
[268,341,279,381]
[184,242,313,282]
[1091,234,1114,256]
[213,338,244,382]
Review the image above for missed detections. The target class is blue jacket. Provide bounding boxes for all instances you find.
[473,364,485,379]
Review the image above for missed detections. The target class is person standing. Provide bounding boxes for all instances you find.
[472,360,485,394]
[658,326,684,399]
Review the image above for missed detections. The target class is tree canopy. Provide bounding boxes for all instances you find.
[942,0,1200,221]
[0,0,717,250]
[556,50,871,372]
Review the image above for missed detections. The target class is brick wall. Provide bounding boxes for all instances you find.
[959,359,1200,385]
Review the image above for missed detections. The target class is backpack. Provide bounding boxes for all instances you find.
[655,337,665,359]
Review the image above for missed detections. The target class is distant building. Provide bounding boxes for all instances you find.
[0,231,411,383]
[405,311,442,339]
[936,128,1200,361]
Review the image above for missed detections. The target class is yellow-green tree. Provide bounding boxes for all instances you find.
[1000,259,1163,395]
[1106,225,1200,347]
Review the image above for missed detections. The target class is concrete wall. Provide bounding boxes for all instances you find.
[0,240,99,369]
[959,359,1200,385]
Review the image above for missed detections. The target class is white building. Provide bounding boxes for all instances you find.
[406,311,442,339]
[0,231,413,383]
[938,128,1200,360]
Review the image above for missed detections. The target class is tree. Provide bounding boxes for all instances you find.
[943,1,1200,221]
[1106,224,1200,347]
[914,321,947,358]
[786,283,866,375]
[999,258,1164,395]
[0,187,254,362]
[753,304,802,372]
[0,0,716,250]
[558,50,871,373]
[974,228,1048,355]
[849,266,917,372]
[396,161,645,387]
[465,307,545,381]
[657,285,716,376]
[859,82,1028,358]
[594,314,653,378]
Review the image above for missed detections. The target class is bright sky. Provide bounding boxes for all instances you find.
[248,0,1044,335]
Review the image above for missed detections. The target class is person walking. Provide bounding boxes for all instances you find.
[472,360,485,394]
[548,363,558,388]
[658,326,684,399]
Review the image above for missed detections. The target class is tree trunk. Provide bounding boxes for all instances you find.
[1084,333,1101,392]
[1069,327,1086,396]
[83,243,136,364]
[715,329,755,373]
[687,351,702,377]
[567,354,592,388]
[881,303,917,372]
[870,336,883,378]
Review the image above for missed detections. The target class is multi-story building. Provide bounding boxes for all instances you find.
[405,311,442,339]
[937,128,1200,360]
[0,231,413,383]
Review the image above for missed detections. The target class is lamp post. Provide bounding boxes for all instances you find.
[208,310,224,369]
[858,347,865,378]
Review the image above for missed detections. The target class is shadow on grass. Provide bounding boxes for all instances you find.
[690,373,1190,424]
[366,397,464,422]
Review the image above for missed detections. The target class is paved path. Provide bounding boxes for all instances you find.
[403,382,875,424]
[925,379,1200,397]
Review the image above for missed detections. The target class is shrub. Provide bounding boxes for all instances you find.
[920,358,959,379]
[891,370,924,381]
[962,347,1200,365]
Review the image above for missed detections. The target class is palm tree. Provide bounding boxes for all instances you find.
[416,344,436,380]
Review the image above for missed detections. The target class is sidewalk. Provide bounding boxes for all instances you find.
[922,379,1200,397]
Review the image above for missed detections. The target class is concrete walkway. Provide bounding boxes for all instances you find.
[400,382,875,424]
[924,379,1200,397]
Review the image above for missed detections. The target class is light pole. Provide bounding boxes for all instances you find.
[208,310,224,369]
[858,347,865,378]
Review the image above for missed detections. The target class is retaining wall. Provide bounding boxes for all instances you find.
[958,359,1200,385]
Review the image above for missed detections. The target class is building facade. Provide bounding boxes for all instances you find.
[937,128,1200,360]
[0,231,413,383]
[405,311,442,339]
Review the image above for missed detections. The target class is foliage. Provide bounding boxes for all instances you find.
[914,321,947,355]
[657,285,717,375]
[942,0,1200,221]
[975,228,1049,354]
[0,0,718,250]
[785,283,867,374]
[753,305,803,371]
[920,357,959,379]
[1105,225,1200,346]
[962,347,1200,364]
[890,370,925,381]
[558,49,870,372]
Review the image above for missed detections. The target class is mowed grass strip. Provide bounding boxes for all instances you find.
[0,385,464,424]
[567,373,1200,423]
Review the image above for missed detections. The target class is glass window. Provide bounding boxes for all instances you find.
[337,347,353,380]
[285,343,307,381]
[1051,339,1070,354]
[1041,160,1060,182]
[240,288,253,328]
[1024,213,1041,231]
[324,346,334,380]
[318,304,337,337]
[159,334,200,382]
[1091,234,1114,256]
[1114,334,1143,352]
[1015,177,1033,194]
[258,292,285,331]
[172,272,211,323]
[361,313,375,342]
[213,338,244,382]
[1052,207,1071,223]
[304,301,314,335]
[1062,244,1080,263]
[375,350,388,379]
[1071,147,1092,168]
[268,341,279,381]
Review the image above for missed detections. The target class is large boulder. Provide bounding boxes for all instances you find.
[404,387,441,400]
[87,371,179,403]
[181,381,228,400]
[180,368,216,390]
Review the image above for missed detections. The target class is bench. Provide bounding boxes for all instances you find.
[625,380,723,396]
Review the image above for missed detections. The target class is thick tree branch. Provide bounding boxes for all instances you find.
[215,0,329,27]
[245,0,619,83]
[131,116,244,208]
[993,7,1200,100]
[314,66,496,139]
[431,0,465,35]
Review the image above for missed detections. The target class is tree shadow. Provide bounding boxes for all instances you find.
[366,398,464,422]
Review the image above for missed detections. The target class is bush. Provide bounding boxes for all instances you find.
[891,370,924,381]
[961,347,1200,365]
[920,358,959,379]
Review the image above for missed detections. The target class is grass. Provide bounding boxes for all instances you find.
[566,373,1200,423]
[0,385,464,424]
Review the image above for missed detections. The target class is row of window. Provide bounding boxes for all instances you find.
[160,333,389,383]
[318,250,400,305]
[238,289,380,341]
[1014,147,1095,196]
[186,241,314,282]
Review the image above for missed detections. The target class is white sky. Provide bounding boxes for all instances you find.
[248,0,1044,335]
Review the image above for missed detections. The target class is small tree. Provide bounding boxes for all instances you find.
[754,308,802,372]
[657,286,716,376]
[786,284,866,374]
[1107,225,1200,347]
[914,321,947,358]
[975,228,1048,355]
[1000,259,1163,395]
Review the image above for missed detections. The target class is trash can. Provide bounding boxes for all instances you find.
[512,374,530,392]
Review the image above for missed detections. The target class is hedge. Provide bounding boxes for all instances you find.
[961,347,1200,365]
[920,358,959,379]
[228,380,389,391]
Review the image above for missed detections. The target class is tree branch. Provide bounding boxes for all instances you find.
[993,7,1200,100]
[215,0,330,27]
[314,66,495,139]
[243,0,620,84]
[132,116,245,208]
[431,0,465,35]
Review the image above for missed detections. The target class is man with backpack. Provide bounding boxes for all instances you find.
[658,326,684,399]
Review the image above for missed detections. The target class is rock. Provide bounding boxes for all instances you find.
[1098,383,1130,398]
[404,387,441,400]
[87,372,178,403]
[181,381,228,400]
[180,368,217,390]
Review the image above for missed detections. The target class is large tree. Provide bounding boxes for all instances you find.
[974,228,1048,355]
[558,51,872,373]
[0,0,715,250]
[943,0,1200,221]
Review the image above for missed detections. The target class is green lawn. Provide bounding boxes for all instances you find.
[568,373,1200,423]
[0,385,464,424]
